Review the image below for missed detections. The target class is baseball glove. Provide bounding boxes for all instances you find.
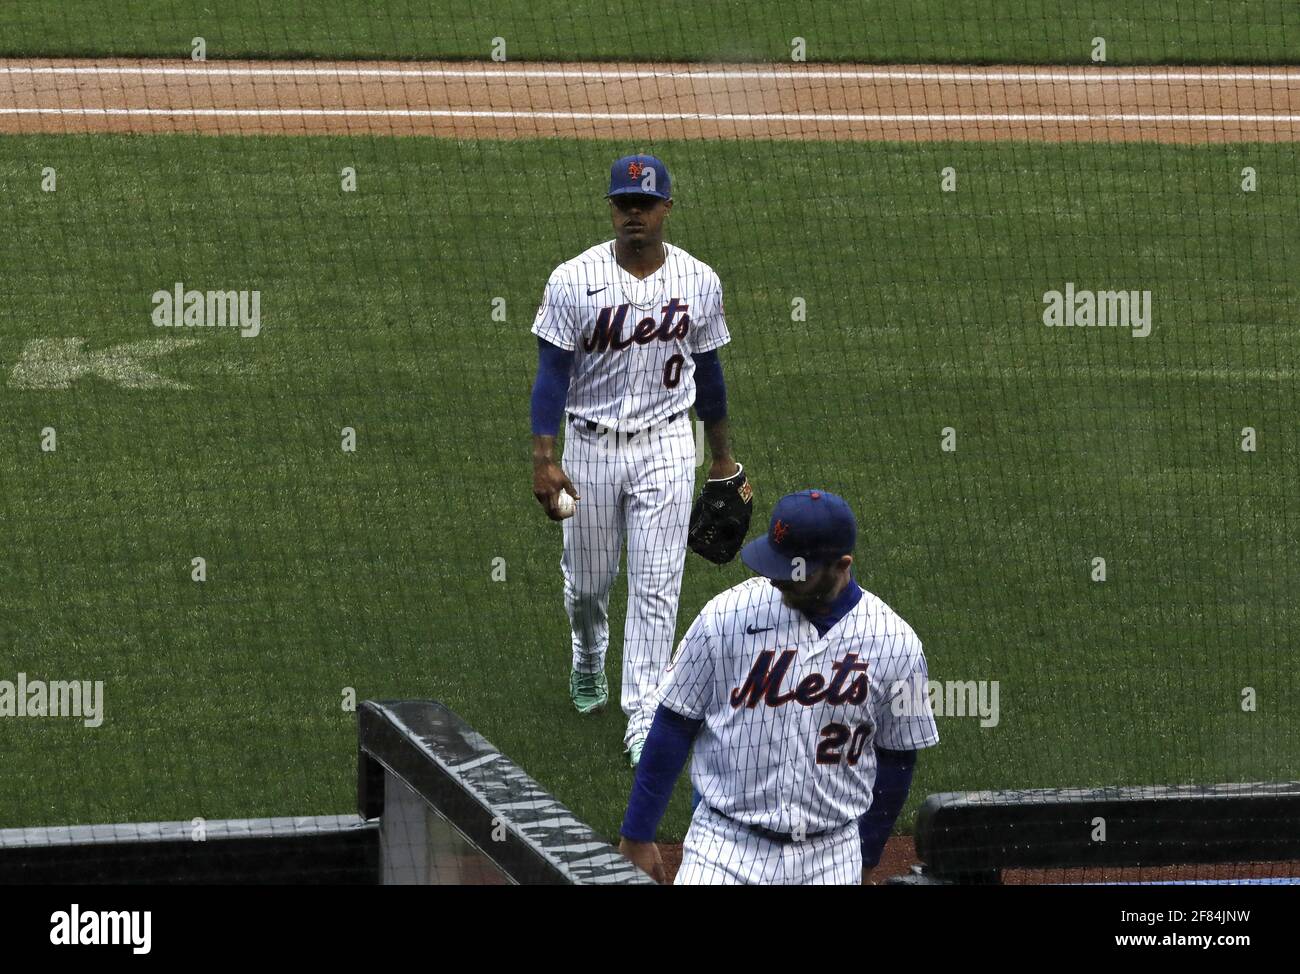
[688,464,753,565]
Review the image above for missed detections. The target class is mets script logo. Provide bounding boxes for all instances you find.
[730,650,868,709]
[772,519,790,543]
[583,299,691,354]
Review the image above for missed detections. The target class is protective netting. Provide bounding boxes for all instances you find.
[1,3,1297,885]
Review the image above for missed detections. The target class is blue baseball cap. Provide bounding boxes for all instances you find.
[607,154,671,200]
[741,490,857,581]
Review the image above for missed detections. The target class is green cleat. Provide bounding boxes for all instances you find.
[626,736,645,769]
[569,669,609,715]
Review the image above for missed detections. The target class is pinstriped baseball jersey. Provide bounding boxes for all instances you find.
[531,240,730,430]
[657,576,940,836]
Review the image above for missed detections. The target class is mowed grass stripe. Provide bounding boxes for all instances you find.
[0,135,1296,839]
[0,1,1294,63]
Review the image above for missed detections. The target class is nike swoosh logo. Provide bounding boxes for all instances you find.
[746,624,774,635]
[587,286,609,295]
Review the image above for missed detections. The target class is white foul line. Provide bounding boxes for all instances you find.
[3,63,1300,84]
[2,107,1299,124]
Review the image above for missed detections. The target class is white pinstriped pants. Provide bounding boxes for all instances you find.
[560,413,695,746]
[675,804,862,885]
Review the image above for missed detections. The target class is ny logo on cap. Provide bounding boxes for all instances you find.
[628,161,644,179]
[773,519,790,544]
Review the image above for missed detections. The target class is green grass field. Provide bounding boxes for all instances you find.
[2,134,1298,842]
[0,1,1295,62]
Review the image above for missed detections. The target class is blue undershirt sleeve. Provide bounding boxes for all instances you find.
[530,337,574,436]
[620,705,704,842]
[858,747,918,868]
[691,349,727,423]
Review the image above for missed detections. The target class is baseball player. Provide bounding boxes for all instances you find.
[617,490,940,884]
[530,154,752,767]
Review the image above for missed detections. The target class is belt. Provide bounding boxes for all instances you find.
[569,412,681,440]
[706,806,846,845]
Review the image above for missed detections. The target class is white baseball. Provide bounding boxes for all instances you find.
[555,491,576,519]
